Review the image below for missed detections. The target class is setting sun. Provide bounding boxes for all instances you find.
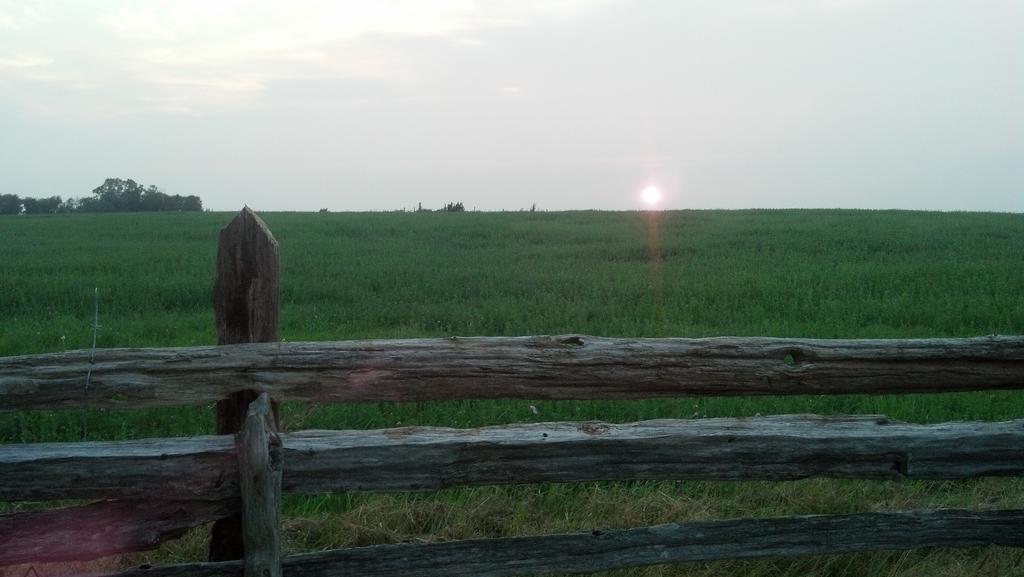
[641,185,662,206]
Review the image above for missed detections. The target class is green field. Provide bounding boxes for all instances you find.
[2,209,1023,576]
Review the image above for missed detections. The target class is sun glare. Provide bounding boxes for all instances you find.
[641,185,662,206]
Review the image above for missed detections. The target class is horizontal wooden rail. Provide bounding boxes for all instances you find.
[0,499,235,566]
[3,416,1022,502]
[1,435,238,501]
[82,508,1024,577]
[2,335,1023,411]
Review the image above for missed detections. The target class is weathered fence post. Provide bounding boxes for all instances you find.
[237,392,282,577]
[210,207,281,561]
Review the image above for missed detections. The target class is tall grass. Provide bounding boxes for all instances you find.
[1,209,1022,576]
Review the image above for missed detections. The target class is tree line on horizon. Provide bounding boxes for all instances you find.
[413,201,466,212]
[0,178,203,215]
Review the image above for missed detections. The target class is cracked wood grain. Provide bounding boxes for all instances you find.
[3,335,1022,411]
[2,415,1021,502]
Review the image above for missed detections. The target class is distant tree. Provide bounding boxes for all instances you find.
[78,179,203,213]
[442,201,465,212]
[45,196,62,213]
[91,178,145,212]
[180,195,202,212]
[6,180,204,215]
[42,196,62,214]
[21,197,39,214]
[25,196,62,214]
[140,185,166,211]
[58,197,79,213]
[0,194,21,215]
[77,195,101,212]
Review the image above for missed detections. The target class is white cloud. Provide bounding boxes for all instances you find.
[0,53,52,69]
[0,0,617,117]
[0,0,48,30]
[98,1,614,42]
[94,0,616,66]
[38,0,610,115]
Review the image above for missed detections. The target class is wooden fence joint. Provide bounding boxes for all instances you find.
[211,207,281,561]
[237,392,282,577]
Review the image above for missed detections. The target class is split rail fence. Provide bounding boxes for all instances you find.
[2,208,1023,576]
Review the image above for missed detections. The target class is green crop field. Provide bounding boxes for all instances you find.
[2,209,1023,576]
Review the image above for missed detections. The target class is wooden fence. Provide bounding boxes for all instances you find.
[1,208,1023,576]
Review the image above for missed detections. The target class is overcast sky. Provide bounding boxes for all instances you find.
[1,0,1020,212]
